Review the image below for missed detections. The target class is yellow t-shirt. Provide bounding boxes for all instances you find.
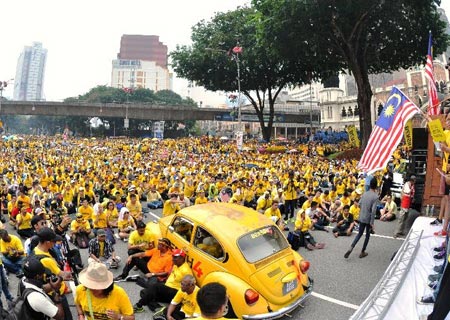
[71,220,91,232]
[442,130,450,172]
[33,247,61,275]
[16,212,33,230]
[264,207,281,221]
[75,285,133,320]
[78,205,94,221]
[349,205,360,221]
[93,211,108,229]
[172,286,201,317]
[0,235,24,255]
[118,218,133,231]
[294,215,312,233]
[165,262,193,290]
[128,230,155,250]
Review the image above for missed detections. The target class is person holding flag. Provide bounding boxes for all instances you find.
[358,86,421,175]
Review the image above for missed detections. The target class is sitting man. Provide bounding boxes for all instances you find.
[128,221,155,256]
[134,249,192,313]
[88,229,120,269]
[333,205,355,237]
[114,237,173,283]
[147,185,164,209]
[70,213,94,247]
[308,201,331,232]
[0,229,25,277]
[380,194,397,221]
[153,274,200,320]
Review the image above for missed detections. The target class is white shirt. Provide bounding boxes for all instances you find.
[23,279,58,318]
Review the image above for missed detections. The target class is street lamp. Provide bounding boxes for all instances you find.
[206,43,243,148]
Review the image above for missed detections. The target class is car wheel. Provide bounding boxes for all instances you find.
[224,301,237,318]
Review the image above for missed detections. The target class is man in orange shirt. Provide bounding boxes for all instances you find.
[113,237,173,282]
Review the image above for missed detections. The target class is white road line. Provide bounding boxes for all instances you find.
[324,226,404,240]
[147,211,161,221]
[311,292,359,310]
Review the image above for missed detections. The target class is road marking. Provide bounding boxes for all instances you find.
[147,211,161,221]
[324,226,404,240]
[311,292,359,310]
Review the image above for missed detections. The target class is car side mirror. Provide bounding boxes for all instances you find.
[168,226,175,233]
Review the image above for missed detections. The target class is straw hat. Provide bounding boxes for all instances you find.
[79,262,113,290]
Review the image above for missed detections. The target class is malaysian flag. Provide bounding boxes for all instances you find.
[425,32,440,115]
[358,86,420,174]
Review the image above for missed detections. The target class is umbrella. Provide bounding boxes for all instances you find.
[219,136,229,140]
[288,149,299,153]
[244,163,259,169]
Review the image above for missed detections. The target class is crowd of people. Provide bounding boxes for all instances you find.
[0,134,428,319]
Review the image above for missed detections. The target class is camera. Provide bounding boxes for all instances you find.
[50,274,60,283]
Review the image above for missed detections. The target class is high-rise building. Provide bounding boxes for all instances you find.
[118,35,167,68]
[112,35,172,92]
[13,42,47,101]
[111,59,172,91]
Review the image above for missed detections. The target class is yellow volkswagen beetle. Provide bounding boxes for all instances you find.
[148,203,313,319]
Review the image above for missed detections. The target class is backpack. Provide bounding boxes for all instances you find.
[75,233,89,249]
[287,231,301,251]
[6,286,47,320]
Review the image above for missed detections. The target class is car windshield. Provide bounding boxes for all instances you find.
[238,225,289,263]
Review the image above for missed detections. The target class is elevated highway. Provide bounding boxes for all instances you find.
[0,101,317,123]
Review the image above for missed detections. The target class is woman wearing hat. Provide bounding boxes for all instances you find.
[75,262,134,320]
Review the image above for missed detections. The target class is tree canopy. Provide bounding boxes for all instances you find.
[254,0,449,147]
[171,6,329,141]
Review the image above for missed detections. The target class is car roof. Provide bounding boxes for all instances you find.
[179,203,273,240]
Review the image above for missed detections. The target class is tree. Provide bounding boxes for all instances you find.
[254,0,449,147]
[171,7,325,141]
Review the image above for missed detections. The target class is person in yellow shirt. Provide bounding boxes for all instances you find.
[75,262,134,320]
[16,206,34,238]
[92,203,108,232]
[194,190,208,205]
[70,213,94,245]
[0,229,25,276]
[126,193,143,221]
[164,274,201,319]
[283,170,299,220]
[163,194,182,217]
[117,208,136,241]
[78,199,94,224]
[332,205,355,237]
[294,210,325,251]
[128,221,155,255]
[133,249,192,313]
[264,200,282,226]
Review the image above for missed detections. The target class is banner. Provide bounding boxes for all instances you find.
[428,118,446,142]
[346,125,360,147]
[403,119,413,149]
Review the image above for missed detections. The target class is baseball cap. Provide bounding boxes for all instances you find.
[37,227,63,242]
[96,229,106,236]
[172,249,186,258]
[23,256,46,278]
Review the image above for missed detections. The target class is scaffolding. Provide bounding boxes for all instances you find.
[350,229,423,320]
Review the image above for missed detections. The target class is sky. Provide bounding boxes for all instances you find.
[1,0,449,103]
[0,0,249,102]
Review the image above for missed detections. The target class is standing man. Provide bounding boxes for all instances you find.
[344,178,379,259]
[394,175,416,238]
[283,170,298,221]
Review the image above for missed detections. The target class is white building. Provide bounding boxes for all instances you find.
[13,42,47,101]
[111,59,173,91]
